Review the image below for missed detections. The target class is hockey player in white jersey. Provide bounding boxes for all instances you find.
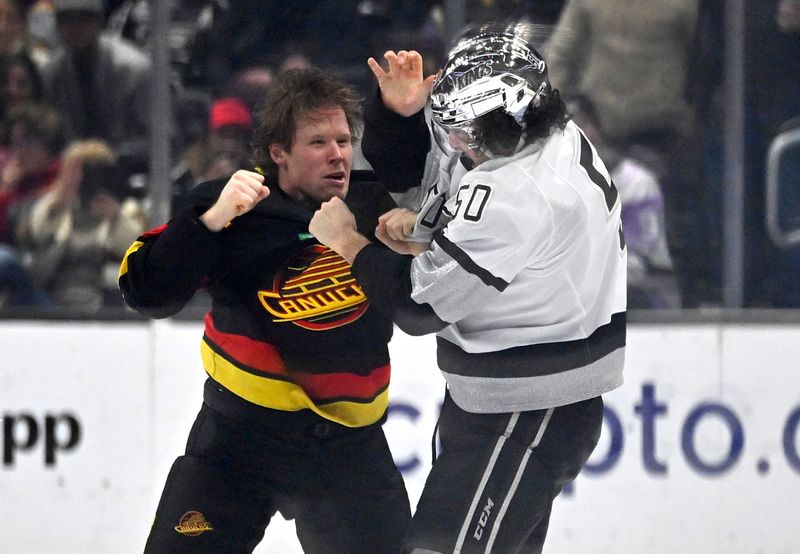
[310,22,627,554]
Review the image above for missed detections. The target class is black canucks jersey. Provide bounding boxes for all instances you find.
[119,172,397,427]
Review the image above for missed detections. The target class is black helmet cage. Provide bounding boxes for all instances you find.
[430,29,551,154]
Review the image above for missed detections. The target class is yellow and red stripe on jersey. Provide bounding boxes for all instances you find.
[118,240,144,279]
[118,224,166,279]
[200,313,390,428]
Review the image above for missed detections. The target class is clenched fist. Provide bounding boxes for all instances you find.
[309,197,370,264]
[200,170,268,231]
[375,208,429,256]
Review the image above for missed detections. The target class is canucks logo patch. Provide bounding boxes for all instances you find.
[258,244,368,330]
[174,511,214,536]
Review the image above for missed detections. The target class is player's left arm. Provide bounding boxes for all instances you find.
[310,198,447,335]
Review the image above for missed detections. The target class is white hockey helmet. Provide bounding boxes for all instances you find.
[430,23,551,152]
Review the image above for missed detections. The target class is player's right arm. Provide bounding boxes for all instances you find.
[118,171,267,318]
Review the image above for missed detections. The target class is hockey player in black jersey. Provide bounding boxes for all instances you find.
[310,22,627,554]
[119,68,410,553]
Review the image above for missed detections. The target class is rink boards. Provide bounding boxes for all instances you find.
[1,318,798,553]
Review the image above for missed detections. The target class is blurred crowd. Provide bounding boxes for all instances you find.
[0,0,798,313]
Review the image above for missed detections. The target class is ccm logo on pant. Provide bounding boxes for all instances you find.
[473,497,495,540]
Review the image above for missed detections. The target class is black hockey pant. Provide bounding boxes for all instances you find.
[406,391,603,554]
[144,402,411,553]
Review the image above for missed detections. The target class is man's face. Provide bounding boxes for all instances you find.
[446,129,489,166]
[433,123,489,167]
[270,107,352,206]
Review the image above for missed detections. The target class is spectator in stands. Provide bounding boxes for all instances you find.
[0,0,26,56]
[0,0,51,65]
[0,241,50,307]
[107,0,236,91]
[14,138,147,310]
[172,85,213,157]
[39,0,152,160]
[26,0,59,62]
[570,96,680,309]
[0,102,63,244]
[0,50,44,122]
[545,0,715,307]
[223,64,274,115]
[170,97,254,216]
[279,50,313,74]
[0,103,63,308]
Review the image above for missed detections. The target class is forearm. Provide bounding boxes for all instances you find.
[362,89,431,192]
[352,243,447,336]
[119,207,221,316]
[329,228,372,265]
[199,205,231,232]
[144,208,221,273]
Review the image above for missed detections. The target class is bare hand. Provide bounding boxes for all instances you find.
[376,208,429,255]
[309,196,356,246]
[200,169,268,231]
[379,208,416,240]
[367,50,438,117]
[309,197,370,263]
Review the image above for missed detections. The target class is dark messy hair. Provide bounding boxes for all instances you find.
[474,87,571,157]
[250,67,362,175]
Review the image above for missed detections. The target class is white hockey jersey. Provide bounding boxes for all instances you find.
[406,120,627,412]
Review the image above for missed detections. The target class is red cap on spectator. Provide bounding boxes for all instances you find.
[209,98,253,132]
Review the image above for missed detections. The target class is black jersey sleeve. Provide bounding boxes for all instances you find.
[346,174,398,238]
[119,183,225,318]
[351,243,447,336]
[362,88,431,193]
